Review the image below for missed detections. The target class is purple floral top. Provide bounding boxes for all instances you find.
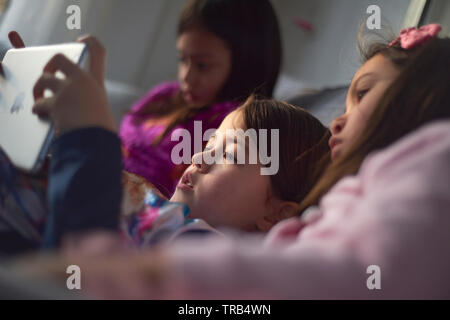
[119,82,239,198]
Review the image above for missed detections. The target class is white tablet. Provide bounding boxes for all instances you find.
[0,43,88,173]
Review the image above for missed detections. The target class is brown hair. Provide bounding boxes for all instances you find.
[240,96,331,205]
[146,0,282,145]
[299,36,450,212]
[178,0,282,101]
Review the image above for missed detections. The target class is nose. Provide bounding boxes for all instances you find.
[330,114,347,136]
[191,151,211,173]
[181,62,198,87]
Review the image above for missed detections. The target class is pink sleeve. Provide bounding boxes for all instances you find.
[164,121,450,299]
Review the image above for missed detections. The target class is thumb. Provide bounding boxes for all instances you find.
[77,35,106,86]
[8,31,26,49]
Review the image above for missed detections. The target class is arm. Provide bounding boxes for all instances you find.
[42,128,123,249]
[28,36,120,248]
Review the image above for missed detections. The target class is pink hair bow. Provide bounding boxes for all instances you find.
[389,24,442,49]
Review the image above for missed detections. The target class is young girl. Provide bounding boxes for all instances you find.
[120,96,330,246]
[21,24,450,299]
[119,0,282,198]
[0,0,282,252]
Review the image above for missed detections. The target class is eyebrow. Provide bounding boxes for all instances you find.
[177,52,214,59]
[207,133,251,153]
[352,72,378,89]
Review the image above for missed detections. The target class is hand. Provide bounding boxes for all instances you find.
[32,36,117,136]
[0,31,26,76]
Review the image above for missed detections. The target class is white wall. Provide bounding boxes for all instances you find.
[0,0,183,91]
[272,0,411,92]
[0,0,412,96]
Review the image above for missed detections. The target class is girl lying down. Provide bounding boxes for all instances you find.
[90,96,331,247]
[0,93,329,251]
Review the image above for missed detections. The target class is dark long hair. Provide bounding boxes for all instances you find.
[240,96,331,205]
[151,0,282,145]
[299,37,450,212]
[178,0,282,101]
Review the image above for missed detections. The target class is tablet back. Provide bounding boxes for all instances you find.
[0,43,87,172]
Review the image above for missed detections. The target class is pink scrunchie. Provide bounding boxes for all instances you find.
[390,24,442,49]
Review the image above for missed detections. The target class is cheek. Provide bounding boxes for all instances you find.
[193,167,270,228]
[198,72,229,99]
[189,172,237,224]
[196,170,236,201]
[357,82,392,120]
[345,111,368,137]
[344,91,382,138]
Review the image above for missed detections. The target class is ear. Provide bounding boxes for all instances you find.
[256,201,300,232]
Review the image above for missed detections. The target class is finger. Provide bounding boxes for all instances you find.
[8,31,26,49]
[33,73,64,100]
[1,32,25,77]
[77,35,106,85]
[32,96,56,118]
[43,53,80,78]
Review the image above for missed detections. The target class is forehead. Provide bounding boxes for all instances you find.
[177,28,229,55]
[208,110,250,149]
[217,109,246,132]
[352,54,398,84]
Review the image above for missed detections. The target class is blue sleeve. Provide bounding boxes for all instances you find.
[42,128,123,249]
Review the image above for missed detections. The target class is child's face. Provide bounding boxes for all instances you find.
[329,54,400,161]
[177,28,232,107]
[171,110,279,232]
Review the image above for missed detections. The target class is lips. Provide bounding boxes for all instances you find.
[329,137,343,161]
[178,170,194,191]
[328,137,342,151]
[182,88,200,103]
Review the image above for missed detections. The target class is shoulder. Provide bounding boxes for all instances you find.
[321,121,450,211]
[148,82,180,99]
[360,120,450,186]
[129,82,180,114]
